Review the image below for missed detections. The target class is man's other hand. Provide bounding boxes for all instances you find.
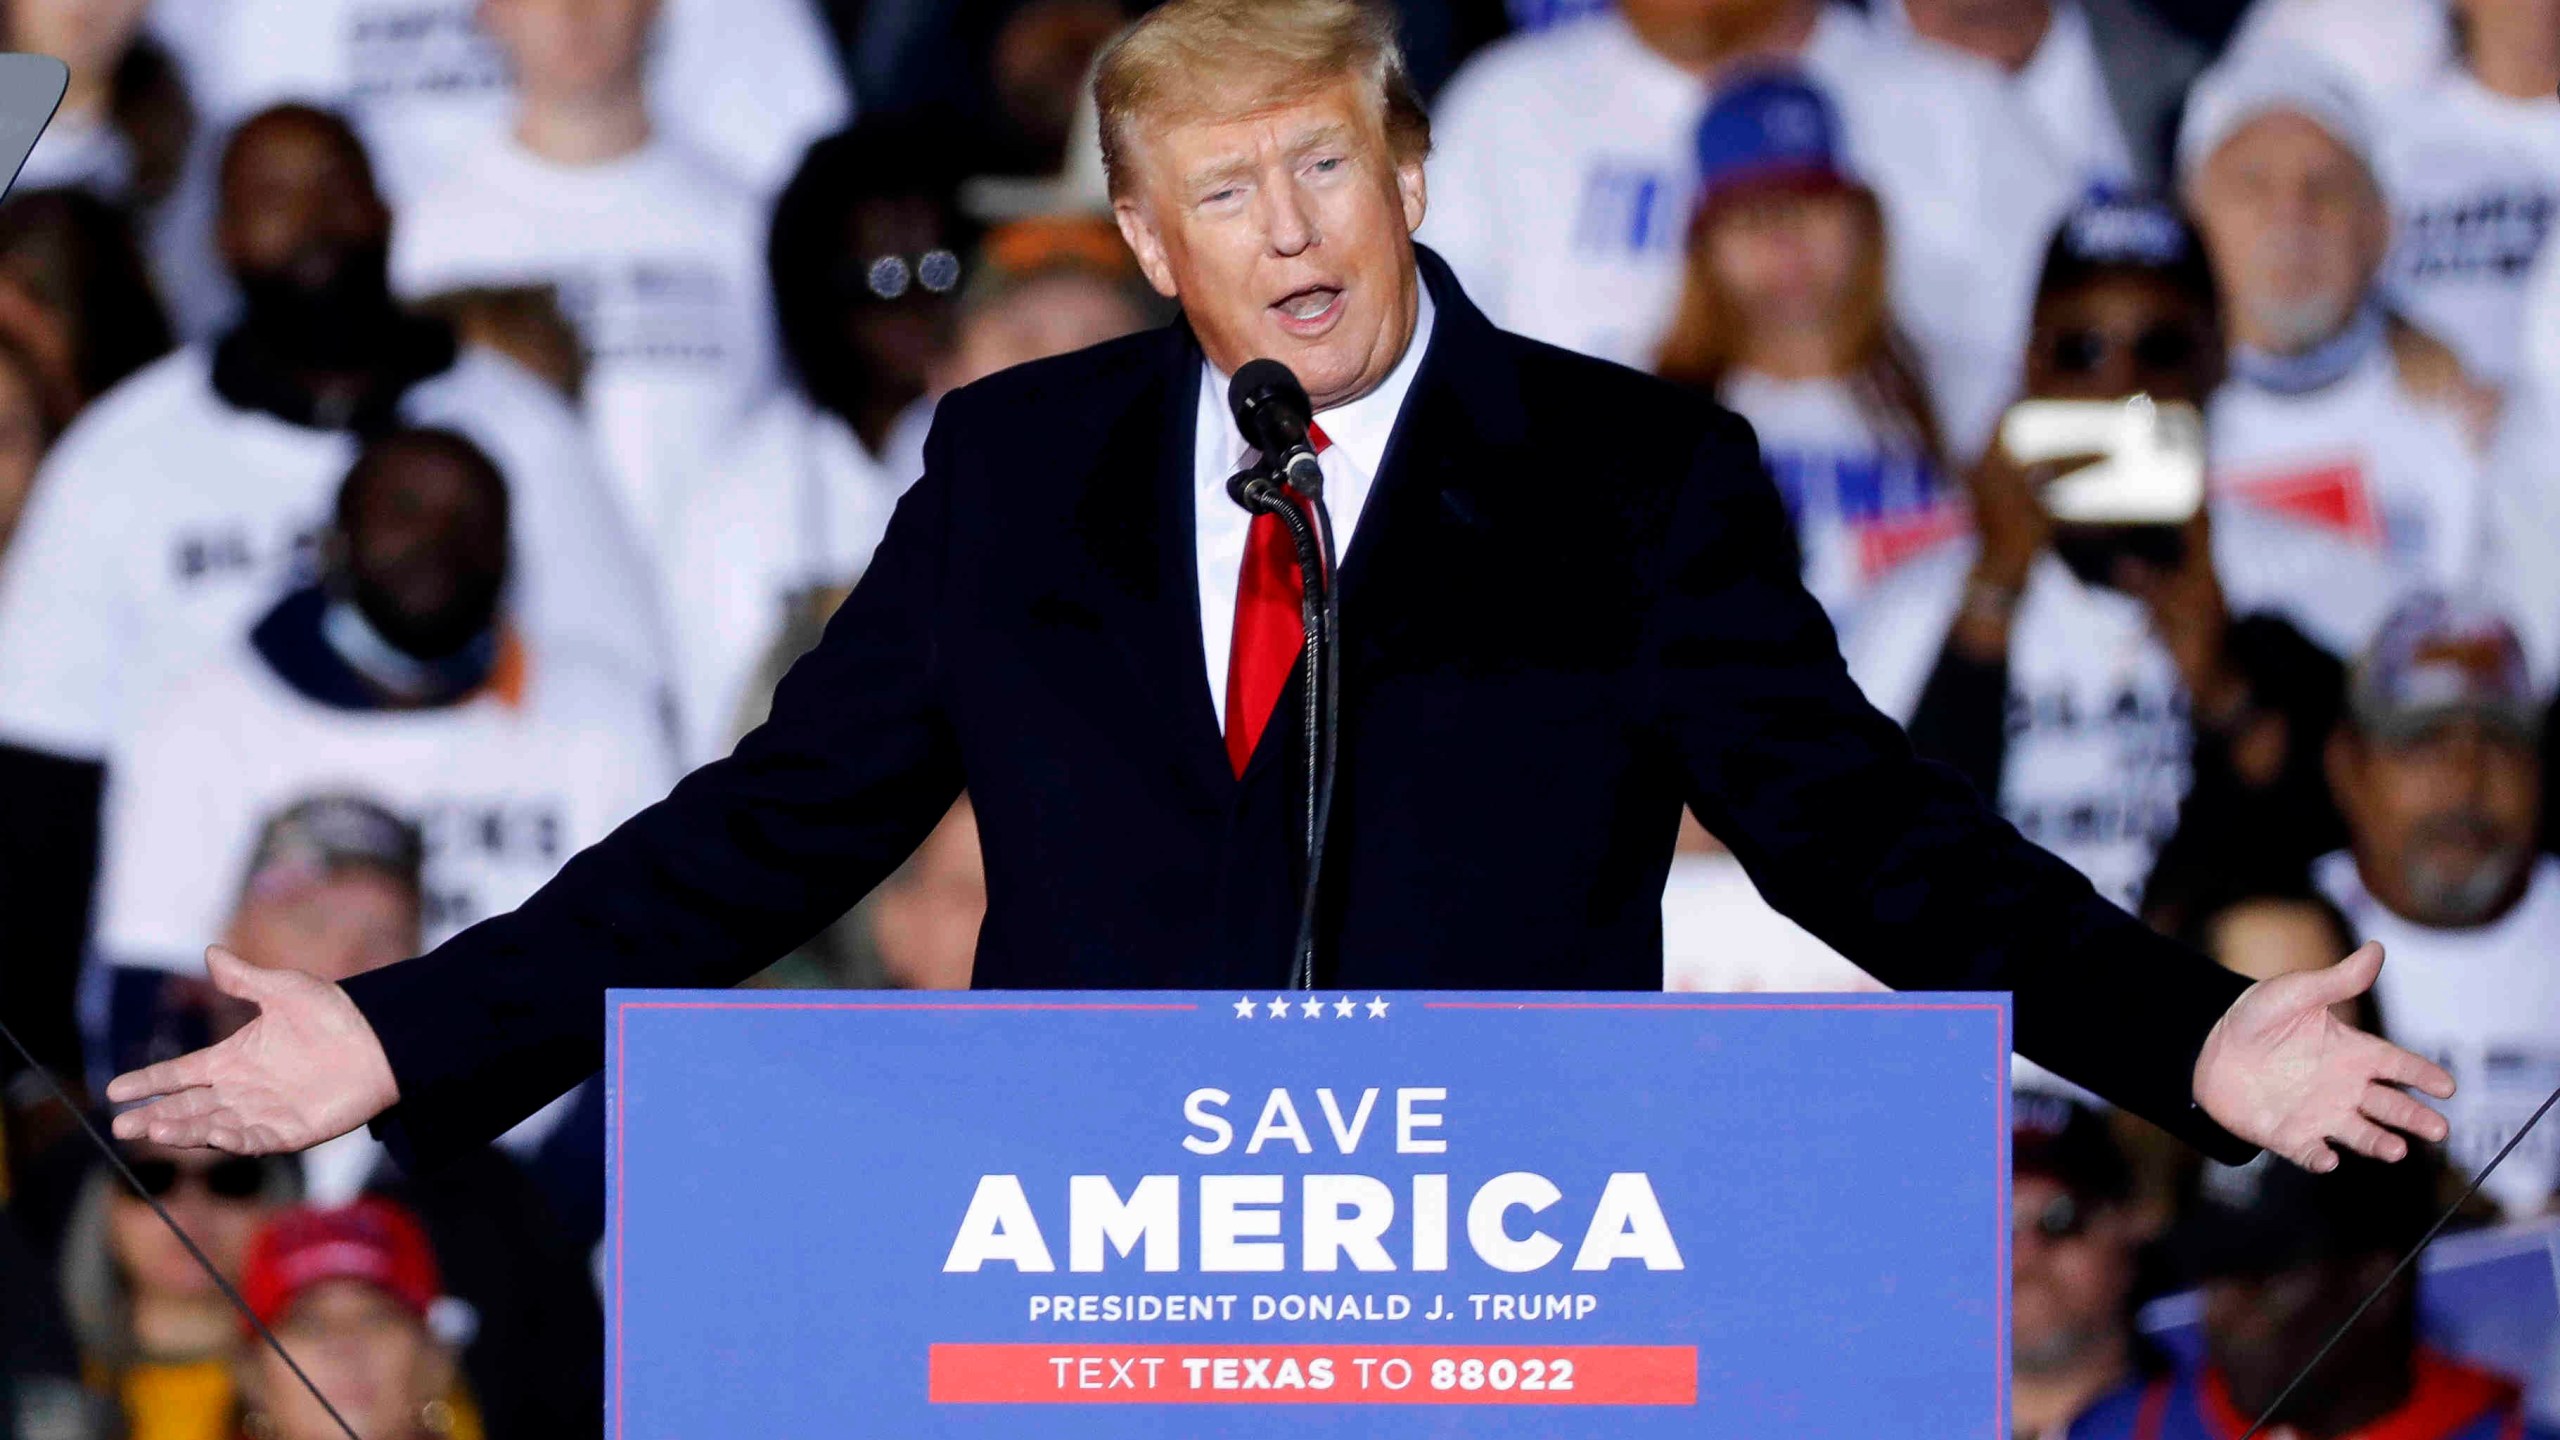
[2194,941,2455,1171]
[105,944,398,1154]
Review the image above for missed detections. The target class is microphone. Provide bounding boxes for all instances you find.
[1229,358,1325,499]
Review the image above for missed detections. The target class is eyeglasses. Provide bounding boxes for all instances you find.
[2044,324,2204,377]
[842,250,963,302]
[2017,1191,2088,1243]
[126,1154,270,1202]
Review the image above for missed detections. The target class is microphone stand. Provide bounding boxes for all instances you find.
[1227,464,1341,990]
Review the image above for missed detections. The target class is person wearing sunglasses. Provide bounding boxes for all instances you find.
[53,1141,297,1440]
[1842,194,2402,922]
[2012,1090,2156,1440]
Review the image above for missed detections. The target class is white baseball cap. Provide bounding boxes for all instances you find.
[2176,44,2377,189]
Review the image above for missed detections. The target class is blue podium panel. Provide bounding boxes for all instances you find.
[608,991,2010,1438]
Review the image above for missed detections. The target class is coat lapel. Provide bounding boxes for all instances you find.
[1334,246,1534,650]
[1064,325,1239,800]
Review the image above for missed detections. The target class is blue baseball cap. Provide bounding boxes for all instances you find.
[1693,71,1852,210]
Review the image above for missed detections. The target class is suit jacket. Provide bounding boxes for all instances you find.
[343,248,2253,1165]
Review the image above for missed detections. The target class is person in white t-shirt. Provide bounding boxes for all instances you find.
[1652,71,1962,627]
[2182,46,2497,591]
[0,105,663,765]
[1843,197,2402,911]
[666,215,1159,767]
[2371,0,2560,388]
[392,0,780,564]
[1882,0,2205,195]
[139,0,846,337]
[147,0,845,205]
[92,427,671,1070]
[2317,593,2560,1216]
[1422,0,2078,460]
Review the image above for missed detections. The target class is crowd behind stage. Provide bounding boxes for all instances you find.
[2,0,2560,1433]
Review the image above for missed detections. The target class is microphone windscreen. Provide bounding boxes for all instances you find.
[1229,359,1313,450]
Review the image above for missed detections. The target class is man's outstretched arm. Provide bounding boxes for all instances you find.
[1649,417,2449,1169]
[112,422,971,1164]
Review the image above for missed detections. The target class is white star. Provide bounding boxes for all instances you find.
[1333,995,1356,1018]
[1267,996,1293,1018]
[1300,997,1325,1018]
[1234,996,1258,1019]
[1366,996,1390,1018]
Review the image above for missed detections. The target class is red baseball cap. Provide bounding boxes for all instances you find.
[239,1197,442,1332]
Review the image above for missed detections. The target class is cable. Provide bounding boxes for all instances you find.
[2238,1077,2560,1440]
[0,1015,362,1440]
[1259,470,1338,992]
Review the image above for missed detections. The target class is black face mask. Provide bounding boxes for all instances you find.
[347,557,504,662]
[234,239,397,368]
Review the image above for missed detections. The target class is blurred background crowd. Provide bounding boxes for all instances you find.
[0,0,2556,1434]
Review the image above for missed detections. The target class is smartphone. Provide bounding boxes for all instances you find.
[2001,395,2206,588]
[1999,395,2207,525]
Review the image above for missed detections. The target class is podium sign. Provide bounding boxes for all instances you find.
[608,990,2011,1437]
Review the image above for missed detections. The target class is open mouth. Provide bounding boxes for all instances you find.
[1270,284,1345,335]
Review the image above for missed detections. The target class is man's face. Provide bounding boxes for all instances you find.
[340,442,511,659]
[2332,716,2542,927]
[226,868,422,986]
[2190,112,2388,356]
[2012,1175,2136,1374]
[480,0,659,100]
[1620,0,1807,68]
[219,110,395,357]
[1902,0,2053,73]
[2027,273,2221,407]
[1113,77,1426,411]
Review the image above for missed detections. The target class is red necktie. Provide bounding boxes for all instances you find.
[1223,422,1331,775]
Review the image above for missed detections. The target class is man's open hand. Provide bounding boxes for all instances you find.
[2194,942,2454,1171]
[106,945,399,1155]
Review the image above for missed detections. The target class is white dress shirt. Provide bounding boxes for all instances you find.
[1192,287,1437,731]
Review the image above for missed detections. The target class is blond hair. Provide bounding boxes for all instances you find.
[1093,0,1430,201]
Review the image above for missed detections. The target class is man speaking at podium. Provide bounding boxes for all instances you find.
[112,0,2452,1179]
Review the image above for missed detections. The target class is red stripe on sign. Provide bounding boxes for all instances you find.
[928,1344,1696,1405]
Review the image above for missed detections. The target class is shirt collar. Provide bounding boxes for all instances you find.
[2230,300,2387,397]
[1201,280,1438,480]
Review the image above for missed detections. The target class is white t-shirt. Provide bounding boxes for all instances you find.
[1717,369,1965,625]
[662,391,905,766]
[1422,5,2077,459]
[0,344,666,761]
[2222,0,2452,105]
[1876,0,2135,194]
[2317,851,2560,1217]
[2376,68,2560,387]
[148,0,849,202]
[392,133,779,559]
[2206,344,2488,591]
[2005,0,2137,193]
[95,636,672,974]
[1842,507,2406,907]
